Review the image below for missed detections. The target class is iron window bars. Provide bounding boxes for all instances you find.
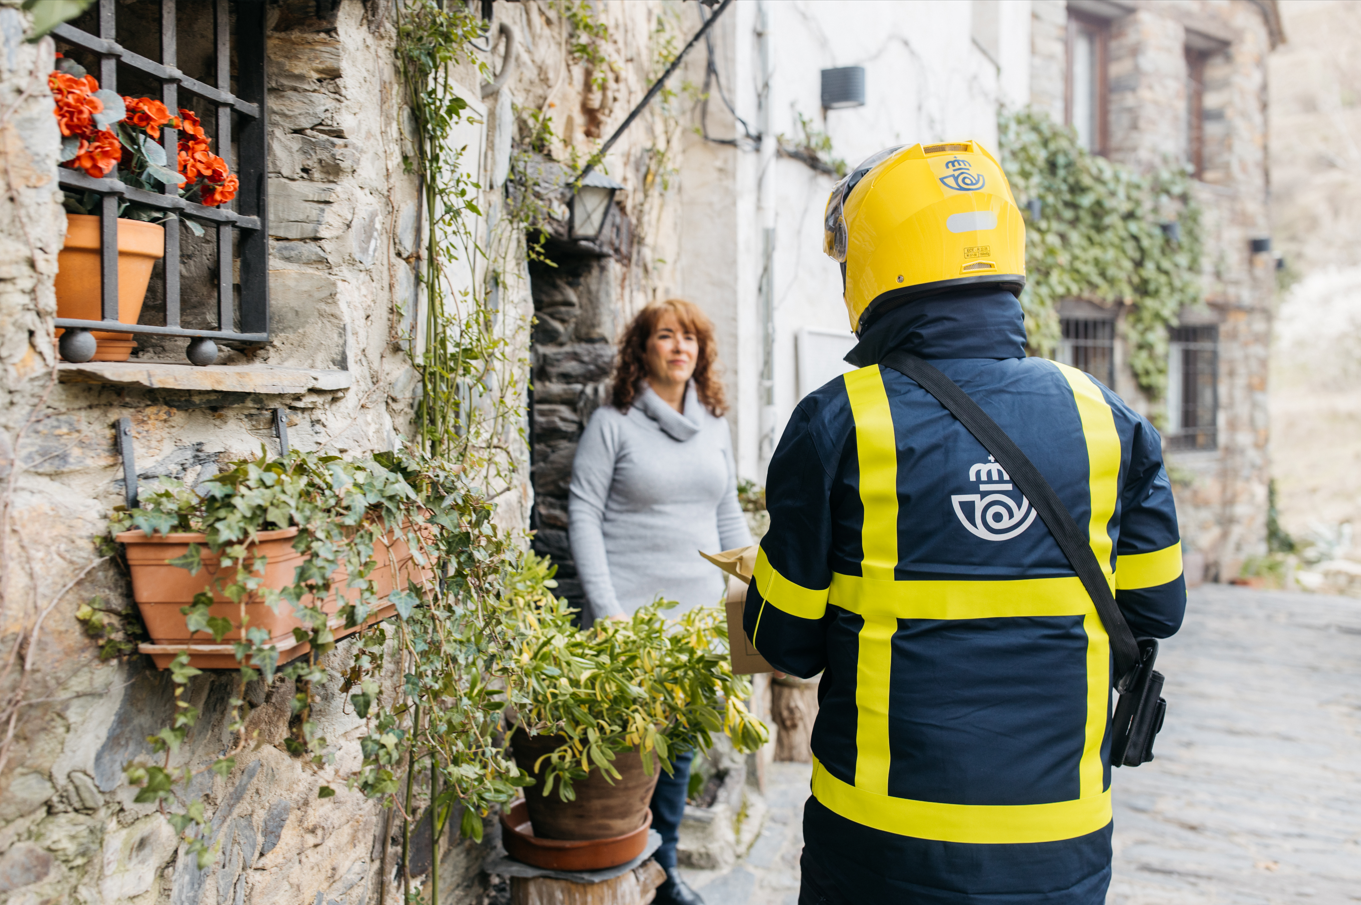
[1167,325,1218,451]
[1060,317,1116,387]
[54,0,267,366]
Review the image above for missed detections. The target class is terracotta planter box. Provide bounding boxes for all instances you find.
[118,526,432,670]
[56,214,165,362]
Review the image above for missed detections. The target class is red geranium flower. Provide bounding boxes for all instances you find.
[70,129,122,178]
[200,173,239,207]
[123,97,175,140]
[49,71,103,139]
[178,109,206,140]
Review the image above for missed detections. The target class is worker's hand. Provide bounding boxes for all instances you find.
[606,613,629,622]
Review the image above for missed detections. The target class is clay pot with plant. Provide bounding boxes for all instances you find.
[112,451,433,673]
[498,576,768,869]
[49,55,239,361]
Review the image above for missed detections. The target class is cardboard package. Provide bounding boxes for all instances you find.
[699,545,773,675]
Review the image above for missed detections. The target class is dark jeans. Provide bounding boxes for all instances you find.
[649,748,694,870]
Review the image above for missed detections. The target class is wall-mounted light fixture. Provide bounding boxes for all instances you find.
[1026,199,1043,221]
[821,66,866,110]
[570,170,625,242]
[1250,237,1272,255]
[1161,221,1181,243]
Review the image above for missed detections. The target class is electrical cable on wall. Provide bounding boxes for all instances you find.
[699,4,761,148]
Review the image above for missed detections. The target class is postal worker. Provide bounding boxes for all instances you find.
[744,141,1187,904]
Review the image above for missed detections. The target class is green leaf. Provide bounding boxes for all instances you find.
[206,615,234,643]
[210,757,236,779]
[460,806,483,842]
[317,785,336,798]
[167,543,203,574]
[182,217,205,237]
[22,0,95,42]
[92,90,126,130]
[389,589,418,619]
[132,765,175,804]
[146,164,187,186]
[136,133,168,167]
[59,136,81,163]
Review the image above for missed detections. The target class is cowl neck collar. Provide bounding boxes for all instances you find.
[636,382,701,441]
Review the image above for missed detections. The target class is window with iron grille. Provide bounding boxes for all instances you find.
[1167,325,1218,451]
[53,0,266,366]
[1058,317,1115,387]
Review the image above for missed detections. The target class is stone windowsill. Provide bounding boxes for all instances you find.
[57,361,352,395]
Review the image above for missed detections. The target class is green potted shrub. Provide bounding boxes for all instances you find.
[499,563,768,866]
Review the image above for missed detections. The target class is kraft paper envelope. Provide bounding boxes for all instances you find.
[699,545,773,675]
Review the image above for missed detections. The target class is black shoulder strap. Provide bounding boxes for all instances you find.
[879,349,1141,689]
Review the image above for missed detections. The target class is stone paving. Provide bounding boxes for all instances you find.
[681,585,1361,904]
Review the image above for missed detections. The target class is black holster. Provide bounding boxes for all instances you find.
[1110,638,1167,767]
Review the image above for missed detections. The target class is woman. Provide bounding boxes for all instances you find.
[569,298,751,905]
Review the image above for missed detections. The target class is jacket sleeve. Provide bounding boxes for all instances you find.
[743,401,836,678]
[568,410,624,620]
[1114,416,1186,639]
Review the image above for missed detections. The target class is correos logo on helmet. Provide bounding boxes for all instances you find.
[938,157,985,192]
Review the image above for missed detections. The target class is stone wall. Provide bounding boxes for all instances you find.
[0,1,532,903]
[1029,0,1277,580]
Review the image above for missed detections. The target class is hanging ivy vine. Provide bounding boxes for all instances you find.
[999,109,1204,400]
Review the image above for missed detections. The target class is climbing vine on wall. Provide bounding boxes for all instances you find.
[999,109,1204,400]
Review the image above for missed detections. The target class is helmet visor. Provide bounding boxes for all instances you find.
[822,145,904,263]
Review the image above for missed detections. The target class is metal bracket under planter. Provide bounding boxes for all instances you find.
[137,600,398,670]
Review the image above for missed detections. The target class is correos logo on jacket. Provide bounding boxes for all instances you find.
[951,456,1037,541]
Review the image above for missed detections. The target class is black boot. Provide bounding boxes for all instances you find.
[654,866,705,905]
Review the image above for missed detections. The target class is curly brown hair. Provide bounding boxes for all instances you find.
[610,299,728,416]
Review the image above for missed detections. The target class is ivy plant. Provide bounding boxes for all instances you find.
[999,108,1204,400]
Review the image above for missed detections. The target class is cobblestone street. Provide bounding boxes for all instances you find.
[682,585,1361,904]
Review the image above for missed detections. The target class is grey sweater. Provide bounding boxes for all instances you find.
[568,383,752,621]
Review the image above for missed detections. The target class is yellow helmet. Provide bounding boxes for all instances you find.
[824,140,1026,334]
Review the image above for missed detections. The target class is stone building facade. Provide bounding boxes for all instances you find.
[1031,0,1283,581]
[0,0,699,902]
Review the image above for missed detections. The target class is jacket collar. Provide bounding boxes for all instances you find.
[844,287,1028,367]
[636,381,701,441]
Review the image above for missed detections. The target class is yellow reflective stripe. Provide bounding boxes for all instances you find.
[1056,364,1121,588]
[1056,363,1122,800]
[843,366,898,580]
[1116,542,1183,590]
[830,573,1091,621]
[1081,607,1110,798]
[752,546,829,620]
[811,757,1112,845]
[843,366,899,796]
[853,616,895,794]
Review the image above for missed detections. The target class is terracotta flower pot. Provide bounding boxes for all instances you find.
[118,525,432,669]
[509,728,662,842]
[55,214,165,362]
[500,799,652,871]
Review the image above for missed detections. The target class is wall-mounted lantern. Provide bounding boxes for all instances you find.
[1249,237,1272,255]
[1161,221,1181,243]
[570,171,625,242]
[821,66,866,110]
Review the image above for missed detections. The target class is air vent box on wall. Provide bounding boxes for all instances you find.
[821,66,866,109]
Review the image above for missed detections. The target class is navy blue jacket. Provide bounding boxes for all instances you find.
[744,289,1185,904]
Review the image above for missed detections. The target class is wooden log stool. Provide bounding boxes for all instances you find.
[509,860,666,905]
